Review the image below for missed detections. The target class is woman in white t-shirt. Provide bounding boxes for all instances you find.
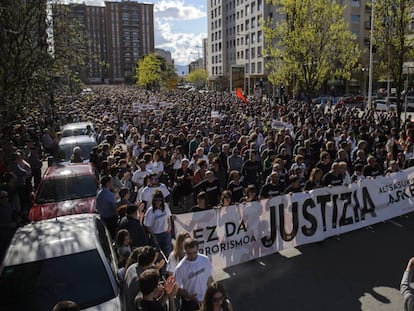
[146,150,165,178]
[166,232,191,276]
[144,190,173,258]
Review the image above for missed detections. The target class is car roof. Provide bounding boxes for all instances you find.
[59,135,97,145]
[43,163,95,179]
[62,122,94,131]
[3,214,99,266]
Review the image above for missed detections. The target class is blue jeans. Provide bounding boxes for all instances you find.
[154,231,172,258]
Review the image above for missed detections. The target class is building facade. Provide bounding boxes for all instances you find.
[55,1,154,84]
[155,48,174,66]
[207,0,373,95]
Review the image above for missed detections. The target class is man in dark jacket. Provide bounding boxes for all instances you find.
[118,204,149,249]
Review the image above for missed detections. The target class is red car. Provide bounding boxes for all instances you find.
[29,163,98,221]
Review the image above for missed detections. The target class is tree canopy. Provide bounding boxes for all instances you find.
[263,0,360,97]
[373,0,414,128]
[135,53,177,89]
[0,0,51,123]
[185,68,207,89]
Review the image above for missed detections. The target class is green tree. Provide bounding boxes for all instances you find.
[263,0,360,98]
[51,2,95,94]
[0,0,51,123]
[373,0,414,128]
[136,53,162,88]
[185,68,207,89]
[158,56,178,89]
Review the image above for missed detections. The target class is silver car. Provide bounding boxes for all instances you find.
[58,135,97,162]
[0,214,122,310]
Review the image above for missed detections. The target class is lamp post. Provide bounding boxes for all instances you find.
[367,0,375,107]
[362,67,368,107]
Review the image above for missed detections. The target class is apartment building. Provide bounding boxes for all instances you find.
[207,0,373,95]
[55,1,154,83]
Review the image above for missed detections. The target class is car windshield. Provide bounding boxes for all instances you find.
[62,128,91,137]
[0,250,115,311]
[36,175,97,204]
[58,142,95,162]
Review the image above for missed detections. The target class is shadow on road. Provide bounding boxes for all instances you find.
[220,213,414,311]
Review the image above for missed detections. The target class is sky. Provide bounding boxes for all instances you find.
[73,0,207,65]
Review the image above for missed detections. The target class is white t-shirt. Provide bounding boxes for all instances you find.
[138,184,170,204]
[146,161,164,176]
[174,254,212,302]
[132,169,152,188]
[143,203,171,234]
[166,251,180,274]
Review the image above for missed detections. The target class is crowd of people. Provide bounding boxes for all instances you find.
[1,85,414,310]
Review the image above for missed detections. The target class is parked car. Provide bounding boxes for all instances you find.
[312,95,337,105]
[58,135,97,162]
[0,214,122,311]
[62,122,95,138]
[29,163,98,221]
[374,99,397,112]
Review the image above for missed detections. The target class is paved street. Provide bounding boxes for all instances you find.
[214,212,414,311]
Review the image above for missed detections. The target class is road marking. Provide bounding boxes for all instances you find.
[387,220,403,228]
[279,248,302,258]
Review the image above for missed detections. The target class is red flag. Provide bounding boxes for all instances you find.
[236,88,248,104]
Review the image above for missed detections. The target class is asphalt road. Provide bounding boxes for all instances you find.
[213,212,414,311]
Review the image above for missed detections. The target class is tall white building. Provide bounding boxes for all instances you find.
[207,0,382,96]
[207,0,277,94]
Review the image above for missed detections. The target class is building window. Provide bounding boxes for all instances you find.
[252,17,256,28]
[351,0,360,7]
[258,0,262,10]
[257,61,262,73]
[257,30,262,42]
[351,15,360,24]
[251,62,255,74]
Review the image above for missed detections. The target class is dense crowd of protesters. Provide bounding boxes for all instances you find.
[1,85,414,310]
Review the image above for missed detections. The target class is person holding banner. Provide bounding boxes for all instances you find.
[401,257,414,311]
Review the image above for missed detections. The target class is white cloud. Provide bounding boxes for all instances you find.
[155,0,206,20]
[154,20,206,65]
[69,0,207,65]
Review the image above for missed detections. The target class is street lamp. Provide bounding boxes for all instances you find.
[362,67,368,107]
[367,0,375,107]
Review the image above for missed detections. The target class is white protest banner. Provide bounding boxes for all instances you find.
[173,168,414,271]
[271,119,294,131]
[211,110,220,119]
[132,102,142,112]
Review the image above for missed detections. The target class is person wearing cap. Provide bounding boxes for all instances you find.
[191,191,210,212]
